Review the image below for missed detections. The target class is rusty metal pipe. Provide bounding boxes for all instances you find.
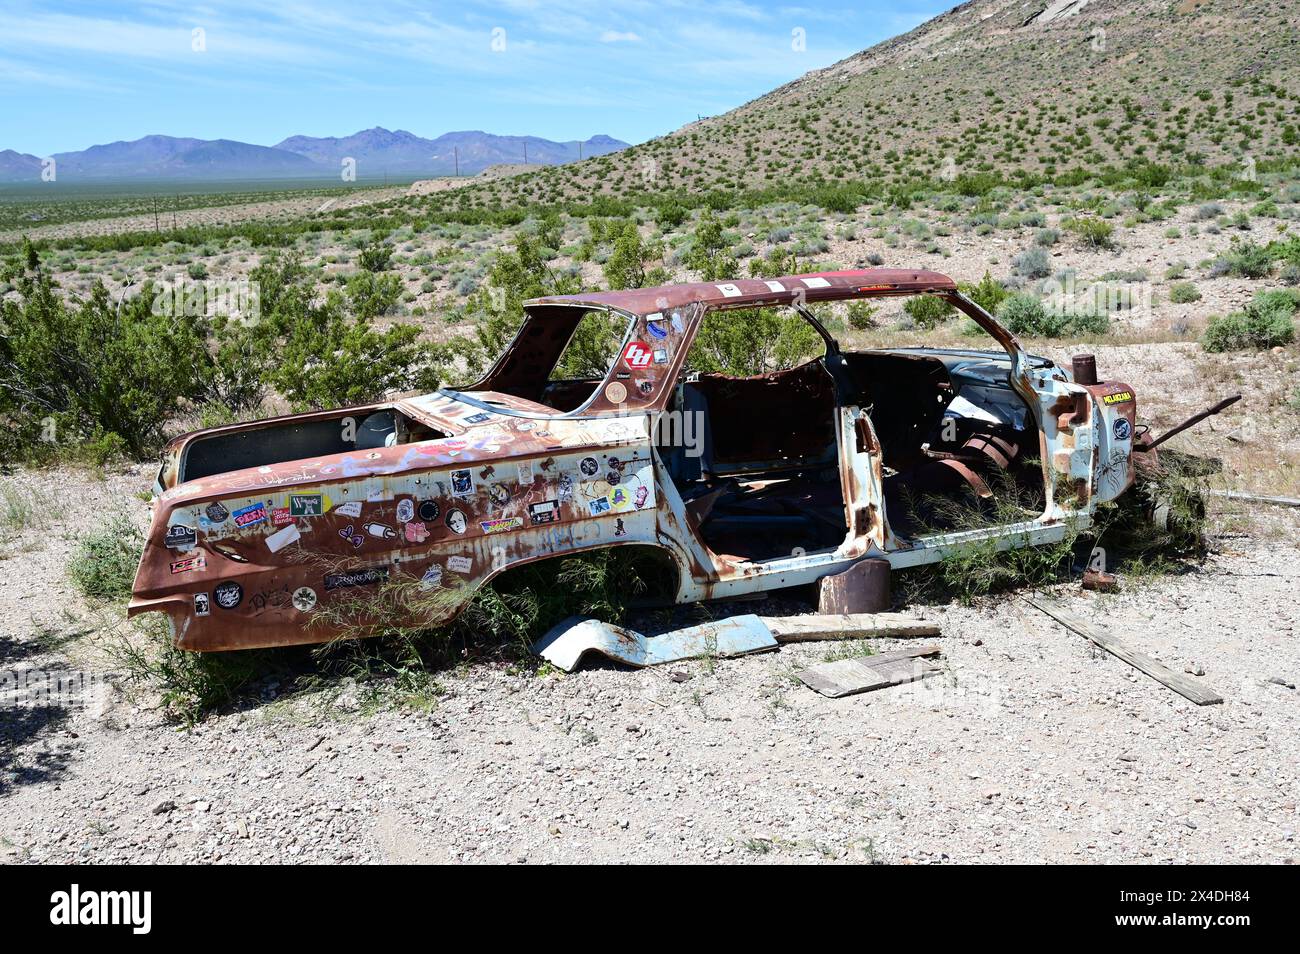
[1144,395,1242,450]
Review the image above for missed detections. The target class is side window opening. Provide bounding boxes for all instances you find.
[538,308,628,412]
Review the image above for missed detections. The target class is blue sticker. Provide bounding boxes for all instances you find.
[647,320,668,339]
[1113,417,1132,441]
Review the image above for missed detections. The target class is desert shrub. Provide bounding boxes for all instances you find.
[655,200,688,230]
[357,239,394,273]
[1034,227,1060,247]
[1201,290,1298,351]
[957,271,1009,315]
[683,210,737,281]
[68,513,143,601]
[903,294,956,328]
[1194,202,1223,221]
[846,300,877,330]
[1214,239,1273,279]
[101,615,267,725]
[603,221,666,290]
[688,306,821,376]
[1012,247,1051,279]
[996,293,1068,337]
[0,241,213,458]
[1062,216,1115,249]
[1168,281,1202,304]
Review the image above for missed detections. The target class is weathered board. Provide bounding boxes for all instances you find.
[797,644,942,698]
[1026,596,1223,706]
[764,613,940,643]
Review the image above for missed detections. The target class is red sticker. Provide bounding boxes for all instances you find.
[622,341,654,370]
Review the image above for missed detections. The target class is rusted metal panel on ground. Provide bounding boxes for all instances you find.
[532,614,778,672]
[817,558,891,614]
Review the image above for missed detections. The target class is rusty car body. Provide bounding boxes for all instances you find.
[129,268,1145,651]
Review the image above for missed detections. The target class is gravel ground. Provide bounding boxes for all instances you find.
[2,464,1298,865]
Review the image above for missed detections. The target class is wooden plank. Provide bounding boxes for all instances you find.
[1026,597,1223,706]
[763,613,941,643]
[797,644,942,698]
[1208,490,1300,509]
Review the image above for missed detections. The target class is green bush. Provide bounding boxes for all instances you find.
[846,300,877,330]
[357,239,394,273]
[68,513,143,601]
[1201,290,1298,351]
[1213,239,1273,279]
[1,241,213,457]
[603,221,666,290]
[1168,281,1202,304]
[957,271,1009,315]
[0,242,460,458]
[993,292,1107,337]
[996,293,1068,337]
[903,294,956,328]
[1062,217,1115,249]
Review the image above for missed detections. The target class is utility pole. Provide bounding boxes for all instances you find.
[454,146,459,177]
[523,142,527,164]
[579,141,583,160]
[152,197,160,233]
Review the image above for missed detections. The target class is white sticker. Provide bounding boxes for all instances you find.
[265,523,301,553]
[292,587,317,612]
[715,283,742,298]
[764,280,785,292]
[801,276,831,288]
[645,312,663,322]
[447,555,473,573]
[517,460,534,484]
[334,501,362,518]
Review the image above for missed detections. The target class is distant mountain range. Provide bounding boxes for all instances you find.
[0,128,629,183]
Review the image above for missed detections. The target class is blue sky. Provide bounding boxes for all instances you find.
[1,1,949,155]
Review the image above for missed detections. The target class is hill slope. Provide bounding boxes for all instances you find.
[468,0,1298,204]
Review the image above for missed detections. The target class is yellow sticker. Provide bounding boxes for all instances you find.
[1102,391,1134,405]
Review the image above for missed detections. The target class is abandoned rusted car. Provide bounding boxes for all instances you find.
[130,268,1146,651]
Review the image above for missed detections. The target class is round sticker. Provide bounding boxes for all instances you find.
[214,581,243,609]
[605,382,628,404]
[292,587,317,612]
[418,499,440,522]
[1113,417,1132,441]
[579,457,600,477]
[396,499,415,523]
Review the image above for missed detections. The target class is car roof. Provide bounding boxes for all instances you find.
[524,268,958,317]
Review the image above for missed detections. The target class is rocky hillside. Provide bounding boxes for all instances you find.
[465,0,1298,205]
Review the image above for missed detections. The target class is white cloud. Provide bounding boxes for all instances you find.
[600,30,642,43]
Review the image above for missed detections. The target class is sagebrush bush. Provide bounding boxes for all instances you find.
[1168,281,1202,304]
[1215,240,1273,279]
[1012,247,1051,279]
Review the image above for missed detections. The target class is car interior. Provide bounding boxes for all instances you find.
[656,306,1047,563]
[178,409,447,484]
